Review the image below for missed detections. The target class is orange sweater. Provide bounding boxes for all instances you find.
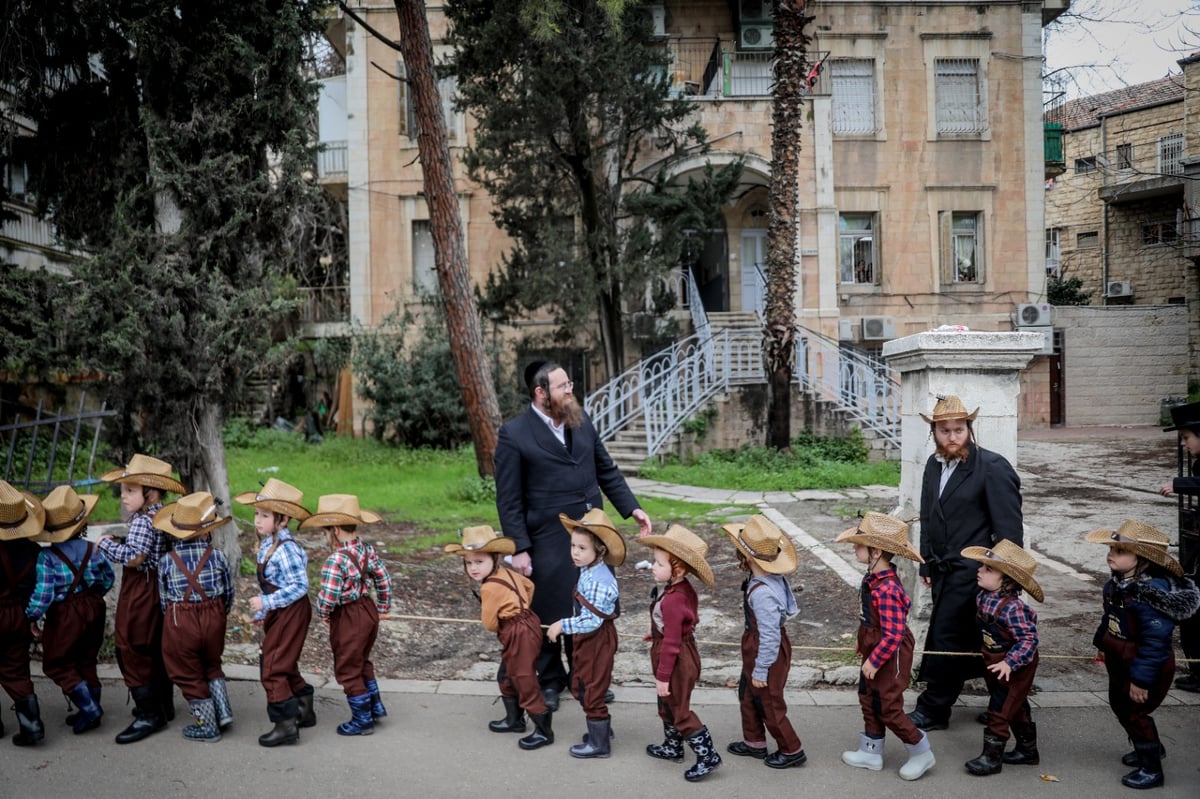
[480,567,536,633]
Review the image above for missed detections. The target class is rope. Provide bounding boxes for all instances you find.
[379,613,1200,664]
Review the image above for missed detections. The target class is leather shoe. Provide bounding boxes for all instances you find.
[765,749,808,769]
[541,687,560,713]
[727,741,767,759]
[1174,672,1200,693]
[906,707,949,731]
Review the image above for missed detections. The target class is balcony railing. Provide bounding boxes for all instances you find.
[655,39,828,99]
[299,285,349,324]
[317,140,348,179]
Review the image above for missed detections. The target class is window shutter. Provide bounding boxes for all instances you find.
[938,211,951,283]
[398,61,410,138]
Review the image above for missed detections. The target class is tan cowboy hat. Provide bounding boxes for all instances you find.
[234,477,311,521]
[1085,519,1183,577]
[0,480,46,541]
[35,485,100,544]
[153,491,232,540]
[962,539,1044,602]
[636,524,714,587]
[722,515,797,575]
[919,394,979,425]
[297,494,383,529]
[444,525,516,556]
[559,510,626,566]
[836,512,925,563]
[99,453,187,495]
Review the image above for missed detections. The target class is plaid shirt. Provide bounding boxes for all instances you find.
[316,538,391,621]
[255,531,309,618]
[158,539,234,614]
[864,568,911,669]
[977,589,1038,670]
[26,539,115,621]
[98,504,167,570]
[560,562,619,635]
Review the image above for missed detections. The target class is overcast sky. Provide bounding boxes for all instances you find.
[1044,0,1197,100]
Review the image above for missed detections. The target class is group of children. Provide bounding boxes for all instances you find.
[0,455,392,748]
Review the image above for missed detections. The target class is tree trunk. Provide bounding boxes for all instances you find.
[394,0,503,477]
[192,401,241,563]
[764,0,812,450]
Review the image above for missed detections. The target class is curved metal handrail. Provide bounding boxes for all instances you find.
[795,324,900,447]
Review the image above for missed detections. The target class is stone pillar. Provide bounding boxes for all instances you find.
[881,331,1043,620]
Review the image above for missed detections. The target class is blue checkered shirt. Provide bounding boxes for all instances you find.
[256,531,309,618]
[560,562,619,635]
[26,538,115,621]
[158,539,234,613]
[98,505,168,570]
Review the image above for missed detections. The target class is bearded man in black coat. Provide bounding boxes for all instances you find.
[907,395,1024,731]
[494,361,652,709]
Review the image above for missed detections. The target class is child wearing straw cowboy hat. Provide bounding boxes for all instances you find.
[154,491,236,742]
[546,509,626,759]
[0,480,46,745]
[26,485,114,736]
[721,514,807,769]
[234,478,316,747]
[959,539,1043,776]
[96,453,187,744]
[300,494,392,737]
[637,525,721,782]
[445,525,553,750]
[835,512,936,781]
[1087,520,1200,790]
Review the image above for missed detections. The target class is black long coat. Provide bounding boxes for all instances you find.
[493,407,639,623]
[916,442,1023,684]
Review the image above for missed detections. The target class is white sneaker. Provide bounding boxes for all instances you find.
[899,731,936,781]
[842,732,884,771]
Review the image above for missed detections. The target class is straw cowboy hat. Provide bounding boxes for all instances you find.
[444,525,516,556]
[153,491,231,540]
[0,480,46,541]
[836,512,925,563]
[722,515,797,575]
[298,494,382,530]
[1085,519,1183,577]
[919,394,979,425]
[962,539,1044,603]
[636,524,714,587]
[559,509,626,566]
[35,484,100,544]
[234,477,311,521]
[99,453,187,495]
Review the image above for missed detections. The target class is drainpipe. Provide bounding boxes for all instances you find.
[1100,114,1110,305]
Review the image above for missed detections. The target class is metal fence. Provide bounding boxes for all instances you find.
[1,392,116,494]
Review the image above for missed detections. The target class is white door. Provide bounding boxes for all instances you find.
[740,230,767,313]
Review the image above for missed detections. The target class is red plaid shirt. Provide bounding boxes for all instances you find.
[864,568,911,669]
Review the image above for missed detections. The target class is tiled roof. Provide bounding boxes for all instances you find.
[1046,75,1184,132]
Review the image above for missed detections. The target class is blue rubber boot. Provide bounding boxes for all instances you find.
[336,695,374,736]
[68,682,103,734]
[365,679,387,720]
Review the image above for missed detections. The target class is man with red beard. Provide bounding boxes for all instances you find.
[907,395,1023,732]
[494,361,652,710]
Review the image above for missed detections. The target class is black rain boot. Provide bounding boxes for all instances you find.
[296,685,316,729]
[488,696,526,733]
[1122,740,1166,789]
[1003,721,1039,765]
[66,682,101,727]
[259,698,301,747]
[646,721,684,761]
[684,726,722,782]
[67,682,103,734]
[1123,742,1166,767]
[964,733,1006,776]
[115,685,167,745]
[518,711,554,750]
[11,695,44,746]
[569,716,611,759]
[154,678,176,723]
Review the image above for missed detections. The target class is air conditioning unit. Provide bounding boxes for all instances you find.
[1016,302,1052,327]
[739,0,771,22]
[636,3,666,38]
[1107,280,1134,298]
[739,25,774,50]
[838,318,854,341]
[861,316,896,341]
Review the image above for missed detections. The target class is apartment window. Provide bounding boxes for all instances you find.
[1045,228,1061,278]
[830,59,875,135]
[398,61,458,143]
[1116,143,1133,170]
[838,213,876,284]
[412,220,438,296]
[940,211,982,283]
[1158,133,1184,176]
[2,160,29,201]
[1142,220,1178,246]
[1075,156,1098,174]
[1077,230,1099,248]
[934,58,985,135]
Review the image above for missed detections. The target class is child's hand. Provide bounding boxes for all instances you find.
[987,660,1012,682]
[920,576,932,589]
[643,633,652,642]
[127,552,146,568]
[1129,684,1149,703]
[546,620,563,642]
[1160,482,1174,496]
[249,596,264,614]
[751,677,767,689]
[655,679,670,698]
[1094,650,1105,664]
[861,661,878,680]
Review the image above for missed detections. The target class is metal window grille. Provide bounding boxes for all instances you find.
[1142,220,1178,246]
[838,213,876,283]
[1045,228,1060,277]
[935,58,984,134]
[412,220,438,295]
[831,59,875,135]
[400,62,457,142]
[1116,143,1133,170]
[1158,133,1184,176]
[946,211,981,283]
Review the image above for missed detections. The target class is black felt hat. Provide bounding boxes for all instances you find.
[1164,401,1200,432]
